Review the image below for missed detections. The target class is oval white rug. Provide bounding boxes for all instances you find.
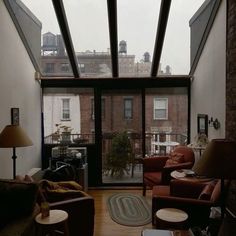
[107,193,151,226]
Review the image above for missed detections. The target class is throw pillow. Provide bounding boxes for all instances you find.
[39,180,84,202]
[165,152,184,167]
[0,179,39,229]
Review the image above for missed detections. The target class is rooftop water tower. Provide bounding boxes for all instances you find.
[119,40,127,54]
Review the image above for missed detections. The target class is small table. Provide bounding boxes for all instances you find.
[35,209,69,236]
[155,208,188,230]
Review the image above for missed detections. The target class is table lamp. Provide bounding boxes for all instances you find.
[0,125,33,179]
[193,139,236,219]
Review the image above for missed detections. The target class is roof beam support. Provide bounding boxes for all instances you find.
[151,0,172,77]
[52,0,80,78]
[107,0,119,78]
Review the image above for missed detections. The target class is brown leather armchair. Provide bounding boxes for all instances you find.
[39,180,95,236]
[142,146,195,196]
[49,192,95,236]
[152,179,222,228]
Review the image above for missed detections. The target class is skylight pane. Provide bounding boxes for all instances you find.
[117,0,161,77]
[21,0,73,77]
[160,0,205,75]
[64,0,112,78]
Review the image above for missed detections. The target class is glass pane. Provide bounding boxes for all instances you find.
[64,0,112,78]
[118,0,161,77]
[43,88,94,169]
[21,0,73,77]
[146,87,188,156]
[102,90,142,184]
[160,0,206,75]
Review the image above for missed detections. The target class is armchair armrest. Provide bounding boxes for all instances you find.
[161,162,194,184]
[170,179,207,198]
[142,156,169,172]
[163,162,193,171]
[49,196,95,236]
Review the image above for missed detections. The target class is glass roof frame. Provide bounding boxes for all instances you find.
[51,0,172,79]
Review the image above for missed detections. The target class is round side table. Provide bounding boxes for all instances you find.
[155,208,188,230]
[35,209,69,236]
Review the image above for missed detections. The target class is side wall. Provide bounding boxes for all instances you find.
[0,1,42,178]
[190,0,226,141]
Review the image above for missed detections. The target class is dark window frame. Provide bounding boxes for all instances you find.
[124,97,133,120]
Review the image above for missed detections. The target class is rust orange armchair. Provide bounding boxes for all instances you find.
[152,179,223,228]
[142,146,195,196]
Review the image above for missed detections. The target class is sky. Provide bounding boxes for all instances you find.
[21,0,205,74]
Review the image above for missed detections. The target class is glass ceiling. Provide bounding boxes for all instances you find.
[20,0,205,78]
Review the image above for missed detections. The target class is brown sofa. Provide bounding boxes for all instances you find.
[0,173,95,236]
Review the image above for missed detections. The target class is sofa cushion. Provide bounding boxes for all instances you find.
[144,172,162,186]
[0,180,39,229]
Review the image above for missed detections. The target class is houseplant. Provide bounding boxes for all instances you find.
[106,132,134,177]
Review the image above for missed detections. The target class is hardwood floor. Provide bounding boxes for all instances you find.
[88,188,154,236]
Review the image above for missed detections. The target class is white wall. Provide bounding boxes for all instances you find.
[43,94,81,137]
[191,1,226,142]
[0,1,42,178]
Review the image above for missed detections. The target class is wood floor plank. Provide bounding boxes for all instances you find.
[88,189,154,236]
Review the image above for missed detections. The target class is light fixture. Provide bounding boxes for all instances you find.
[193,139,236,219]
[0,125,33,179]
[208,117,220,130]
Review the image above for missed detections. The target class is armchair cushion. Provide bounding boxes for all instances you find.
[170,179,207,199]
[143,172,162,186]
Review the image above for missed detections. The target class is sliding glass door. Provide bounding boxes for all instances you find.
[101,89,143,184]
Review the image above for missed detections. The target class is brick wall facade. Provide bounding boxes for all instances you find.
[222,1,236,233]
[226,0,236,140]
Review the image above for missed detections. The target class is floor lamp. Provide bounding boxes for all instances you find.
[0,125,33,179]
[193,139,236,219]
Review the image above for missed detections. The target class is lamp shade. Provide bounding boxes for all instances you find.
[193,139,236,179]
[0,125,33,148]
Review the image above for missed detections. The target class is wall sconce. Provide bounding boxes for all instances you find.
[208,117,220,130]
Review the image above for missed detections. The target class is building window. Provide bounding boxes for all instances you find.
[153,98,168,120]
[61,63,70,72]
[79,63,85,73]
[91,98,105,120]
[61,98,70,120]
[45,63,55,73]
[124,98,133,119]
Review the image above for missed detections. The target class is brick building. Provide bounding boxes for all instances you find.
[42,32,187,154]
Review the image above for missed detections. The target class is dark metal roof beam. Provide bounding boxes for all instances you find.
[107,0,119,78]
[52,0,80,78]
[151,0,172,77]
